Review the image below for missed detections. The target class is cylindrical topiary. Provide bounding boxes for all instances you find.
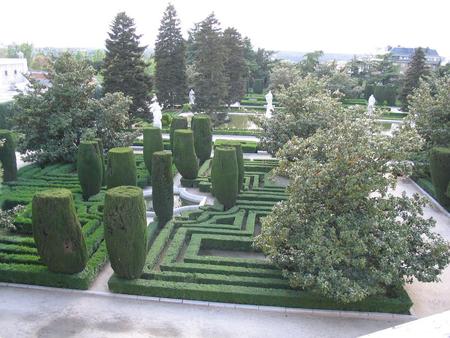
[0,129,17,182]
[191,114,212,164]
[32,189,88,273]
[143,127,164,176]
[104,186,148,279]
[93,138,106,186]
[217,142,244,192]
[211,147,239,210]
[170,116,188,150]
[152,151,174,227]
[77,141,102,200]
[106,147,137,189]
[173,129,199,179]
[430,147,450,208]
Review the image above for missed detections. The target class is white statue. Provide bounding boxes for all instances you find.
[150,95,162,129]
[265,90,274,118]
[189,89,195,106]
[368,94,376,115]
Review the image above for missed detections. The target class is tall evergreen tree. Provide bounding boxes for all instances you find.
[154,4,187,107]
[401,47,428,110]
[192,13,227,115]
[223,27,248,105]
[103,12,152,120]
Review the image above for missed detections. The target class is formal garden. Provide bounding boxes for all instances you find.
[0,4,450,319]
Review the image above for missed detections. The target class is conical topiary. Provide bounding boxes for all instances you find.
[0,129,17,182]
[32,189,88,273]
[191,114,212,164]
[211,147,239,209]
[152,150,174,227]
[104,186,148,279]
[173,129,198,179]
[170,116,188,150]
[77,141,103,200]
[106,147,137,189]
[143,127,164,177]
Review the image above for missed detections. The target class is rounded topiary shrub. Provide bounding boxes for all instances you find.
[191,114,212,164]
[32,189,88,273]
[106,147,137,189]
[152,151,174,227]
[0,129,17,182]
[77,141,102,200]
[173,129,199,179]
[430,147,450,208]
[143,127,164,176]
[93,138,106,186]
[211,147,239,209]
[170,116,188,150]
[104,186,148,279]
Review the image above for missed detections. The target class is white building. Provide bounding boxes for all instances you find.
[0,57,29,103]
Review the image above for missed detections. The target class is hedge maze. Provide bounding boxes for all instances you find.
[109,159,412,313]
[0,154,152,289]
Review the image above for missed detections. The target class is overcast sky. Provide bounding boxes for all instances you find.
[1,0,449,57]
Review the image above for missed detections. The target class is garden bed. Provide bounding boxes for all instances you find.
[108,159,412,314]
[0,154,156,289]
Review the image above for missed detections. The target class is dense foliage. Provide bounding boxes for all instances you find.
[103,12,152,119]
[257,75,348,155]
[401,47,428,111]
[154,4,187,107]
[256,115,450,303]
[408,75,450,149]
[191,14,227,116]
[13,54,135,164]
[223,27,248,105]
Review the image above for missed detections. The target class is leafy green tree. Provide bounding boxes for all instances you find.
[269,61,300,91]
[409,75,450,148]
[256,115,450,303]
[82,92,138,150]
[299,50,323,74]
[13,53,134,164]
[192,13,227,116]
[155,4,187,107]
[223,27,248,105]
[256,75,346,155]
[401,47,428,110]
[103,12,152,120]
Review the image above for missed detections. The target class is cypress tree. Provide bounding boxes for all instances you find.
[192,13,227,115]
[169,116,188,150]
[223,27,248,106]
[191,114,212,164]
[103,12,152,120]
[401,47,428,111]
[155,4,187,107]
[77,141,102,200]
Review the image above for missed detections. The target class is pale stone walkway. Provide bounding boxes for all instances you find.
[392,178,450,318]
[0,286,409,338]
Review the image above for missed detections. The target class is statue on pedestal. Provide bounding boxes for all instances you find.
[189,89,195,106]
[265,90,274,118]
[150,95,162,129]
[368,94,376,115]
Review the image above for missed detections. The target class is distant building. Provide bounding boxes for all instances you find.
[388,47,441,72]
[0,57,29,103]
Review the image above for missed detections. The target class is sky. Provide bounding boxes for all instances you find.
[1,0,450,57]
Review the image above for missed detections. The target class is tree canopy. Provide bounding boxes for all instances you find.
[154,4,187,107]
[103,12,152,120]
